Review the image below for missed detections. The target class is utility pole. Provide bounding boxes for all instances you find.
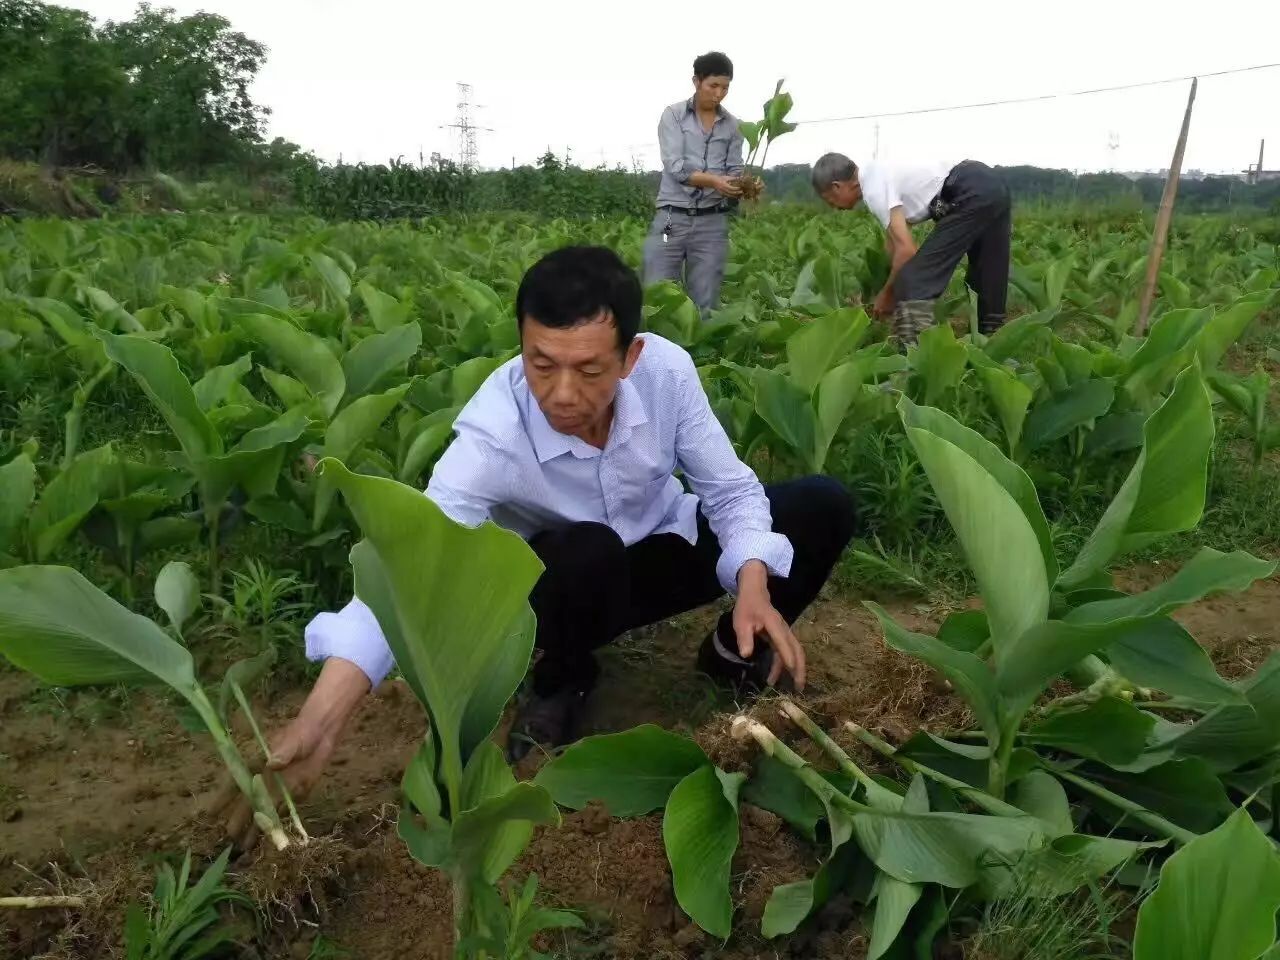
[873,123,880,160]
[440,82,492,171]
[1255,139,1266,185]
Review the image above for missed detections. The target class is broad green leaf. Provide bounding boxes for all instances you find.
[451,355,504,406]
[1010,770,1073,837]
[999,620,1145,714]
[786,307,868,394]
[760,838,861,939]
[238,314,345,417]
[663,765,743,939]
[1067,548,1277,625]
[900,405,1051,658]
[814,361,868,471]
[1022,378,1115,451]
[869,871,924,960]
[258,366,313,410]
[314,384,411,528]
[398,805,453,869]
[899,397,1057,592]
[850,804,1045,888]
[327,461,543,802]
[0,453,36,555]
[937,609,990,653]
[1059,366,1213,589]
[357,281,412,331]
[310,252,352,304]
[911,323,968,405]
[154,560,200,635]
[866,602,1000,744]
[28,443,117,561]
[980,832,1154,900]
[972,359,1033,455]
[984,307,1056,362]
[1085,411,1147,458]
[192,354,253,411]
[401,739,442,818]
[341,324,422,399]
[1104,617,1247,706]
[398,408,458,484]
[216,645,277,728]
[1133,809,1280,960]
[1024,698,1154,766]
[536,724,709,816]
[452,780,560,884]
[1123,307,1211,406]
[98,333,222,460]
[755,369,818,470]
[896,732,1038,790]
[1196,290,1273,370]
[0,565,196,693]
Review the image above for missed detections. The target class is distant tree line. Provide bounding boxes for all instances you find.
[0,0,312,177]
[760,163,1280,213]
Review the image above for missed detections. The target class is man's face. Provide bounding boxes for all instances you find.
[693,74,731,110]
[821,179,862,210]
[521,313,643,436]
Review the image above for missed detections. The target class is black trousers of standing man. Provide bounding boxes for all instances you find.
[894,160,1012,327]
[525,475,856,696]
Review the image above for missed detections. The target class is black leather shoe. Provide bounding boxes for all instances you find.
[506,685,589,762]
[696,630,775,693]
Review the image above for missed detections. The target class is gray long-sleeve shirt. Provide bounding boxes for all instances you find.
[655,98,745,209]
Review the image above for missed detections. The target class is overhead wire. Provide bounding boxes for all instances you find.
[793,61,1280,125]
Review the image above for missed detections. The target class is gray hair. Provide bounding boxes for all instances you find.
[811,152,858,193]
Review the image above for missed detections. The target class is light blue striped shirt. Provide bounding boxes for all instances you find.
[305,333,794,685]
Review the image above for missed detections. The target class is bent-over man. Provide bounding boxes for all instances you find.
[217,246,855,846]
[813,153,1011,346]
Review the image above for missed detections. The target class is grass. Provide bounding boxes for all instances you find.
[963,872,1140,960]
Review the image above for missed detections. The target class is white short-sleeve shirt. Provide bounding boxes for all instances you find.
[858,159,958,227]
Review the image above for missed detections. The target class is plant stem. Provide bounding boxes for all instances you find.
[0,896,87,909]
[231,680,309,843]
[845,723,1027,819]
[778,701,876,791]
[730,717,864,816]
[207,503,222,598]
[62,363,112,469]
[987,717,1020,800]
[186,684,289,850]
[1055,769,1197,845]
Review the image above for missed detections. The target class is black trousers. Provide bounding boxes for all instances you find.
[894,160,1012,322]
[525,476,856,696]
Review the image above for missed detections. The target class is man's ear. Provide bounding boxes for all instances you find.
[622,337,645,377]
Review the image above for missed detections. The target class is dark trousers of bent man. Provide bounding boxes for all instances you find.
[524,475,856,696]
[894,160,1012,325]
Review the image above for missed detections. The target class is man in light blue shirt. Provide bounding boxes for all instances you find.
[643,51,745,317]
[217,247,853,843]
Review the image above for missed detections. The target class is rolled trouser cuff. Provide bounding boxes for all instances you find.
[979,314,1006,336]
[893,299,935,347]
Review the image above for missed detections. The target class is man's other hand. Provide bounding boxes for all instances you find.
[732,560,806,690]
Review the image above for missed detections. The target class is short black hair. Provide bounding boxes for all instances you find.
[515,246,641,353]
[693,51,733,80]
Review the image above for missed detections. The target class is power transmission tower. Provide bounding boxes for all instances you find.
[440,82,492,170]
[1106,130,1120,171]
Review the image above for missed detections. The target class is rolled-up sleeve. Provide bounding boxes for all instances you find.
[671,357,793,593]
[727,127,745,178]
[659,107,690,184]
[303,429,503,685]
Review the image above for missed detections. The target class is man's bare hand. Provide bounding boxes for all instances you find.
[732,561,806,690]
[873,288,896,319]
[714,176,744,199]
[208,657,369,850]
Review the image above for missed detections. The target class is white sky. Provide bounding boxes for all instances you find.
[78,0,1280,176]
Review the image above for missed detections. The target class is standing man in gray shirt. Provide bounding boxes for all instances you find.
[643,51,745,317]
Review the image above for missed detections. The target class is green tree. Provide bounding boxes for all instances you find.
[103,3,269,170]
[0,0,127,166]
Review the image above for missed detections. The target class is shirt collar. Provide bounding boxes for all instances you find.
[524,375,649,463]
[684,97,727,123]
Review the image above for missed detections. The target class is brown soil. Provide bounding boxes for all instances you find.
[3,572,1279,959]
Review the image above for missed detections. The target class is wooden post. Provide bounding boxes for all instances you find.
[1136,77,1198,336]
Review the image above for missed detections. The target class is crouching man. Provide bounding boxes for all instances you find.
[216,246,855,845]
